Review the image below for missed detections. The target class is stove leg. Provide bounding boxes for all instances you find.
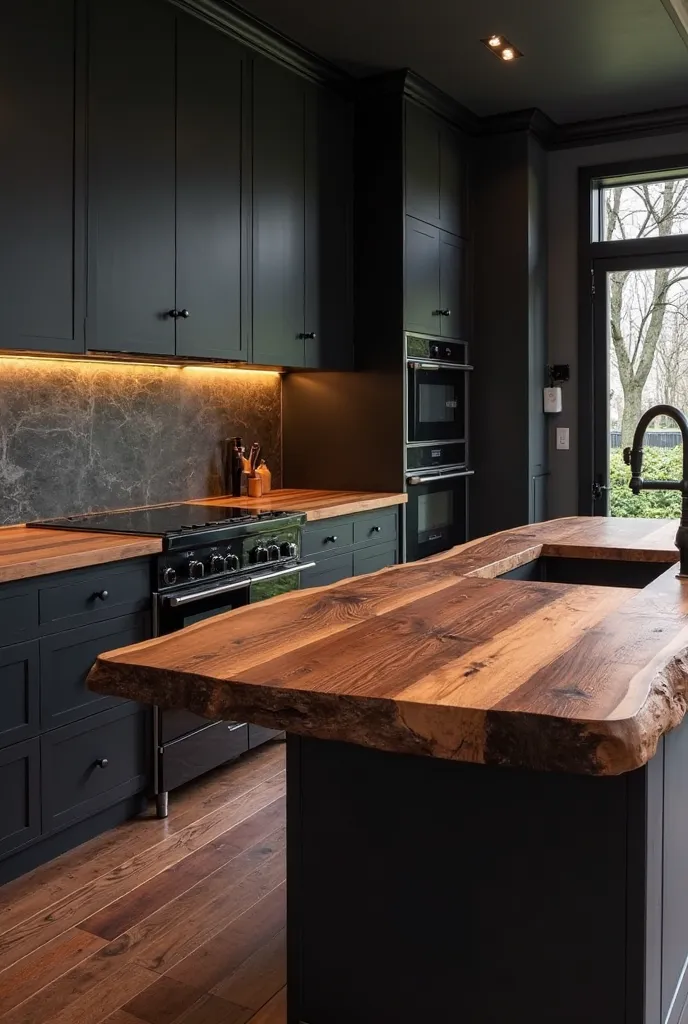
[156,791,169,819]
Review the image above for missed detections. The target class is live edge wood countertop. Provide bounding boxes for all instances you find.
[88,516,688,776]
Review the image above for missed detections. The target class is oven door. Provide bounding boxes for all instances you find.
[407,360,470,444]
[405,469,473,561]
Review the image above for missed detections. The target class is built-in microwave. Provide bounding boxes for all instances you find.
[407,334,471,445]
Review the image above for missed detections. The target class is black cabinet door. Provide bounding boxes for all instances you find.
[252,58,306,368]
[87,0,176,355]
[0,0,84,354]
[405,216,440,336]
[0,739,41,859]
[0,642,40,750]
[405,103,466,238]
[439,125,466,238]
[175,15,248,362]
[439,232,466,340]
[405,103,441,227]
[304,85,354,370]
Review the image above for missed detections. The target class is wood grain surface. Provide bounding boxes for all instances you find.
[88,517,688,776]
[0,527,162,584]
[195,489,407,521]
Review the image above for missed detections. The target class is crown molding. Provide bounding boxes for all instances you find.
[553,103,688,147]
[480,107,556,145]
[167,0,351,89]
[355,69,480,133]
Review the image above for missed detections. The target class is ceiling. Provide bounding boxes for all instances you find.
[236,0,688,123]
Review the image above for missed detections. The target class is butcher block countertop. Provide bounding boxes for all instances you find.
[0,526,163,584]
[88,515,688,776]
[197,488,407,521]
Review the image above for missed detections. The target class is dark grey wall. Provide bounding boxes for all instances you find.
[0,358,281,524]
[546,128,688,518]
[472,129,548,537]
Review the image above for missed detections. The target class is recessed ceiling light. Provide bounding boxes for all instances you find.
[481,35,523,61]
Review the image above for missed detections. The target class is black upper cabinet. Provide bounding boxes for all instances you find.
[0,0,84,354]
[405,102,466,238]
[87,0,177,356]
[252,58,306,368]
[305,86,354,370]
[253,59,353,369]
[405,216,466,340]
[175,16,247,362]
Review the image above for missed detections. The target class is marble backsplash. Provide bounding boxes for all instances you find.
[0,358,281,525]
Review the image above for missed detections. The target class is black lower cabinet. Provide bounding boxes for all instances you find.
[301,509,401,590]
[0,557,152,884]
[41,705,148,833]
[0,739,41,860]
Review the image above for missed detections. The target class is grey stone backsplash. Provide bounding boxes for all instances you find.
[0,357,281,525]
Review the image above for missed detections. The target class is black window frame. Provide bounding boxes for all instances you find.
[577,153,688,515]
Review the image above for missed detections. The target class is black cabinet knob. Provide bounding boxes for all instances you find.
[371,525,381,533]
[168,309,190,319]
[179,309,190,319]
[94,590,109,601]
[298,332,317,339]
[433,309,451,317]
[325,535,338,543]
[96,758,109,769]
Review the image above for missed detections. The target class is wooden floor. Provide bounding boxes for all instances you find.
[0,743,288,1024]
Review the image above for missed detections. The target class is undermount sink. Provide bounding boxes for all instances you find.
[499,555,671,589]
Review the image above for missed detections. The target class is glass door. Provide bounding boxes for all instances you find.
[592,253,688,516]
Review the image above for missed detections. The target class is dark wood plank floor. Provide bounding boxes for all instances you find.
[0,744,287,1024]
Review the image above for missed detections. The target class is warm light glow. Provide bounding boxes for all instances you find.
[488,35,501,46]
[0,353,280,378]
[501,47,515,60]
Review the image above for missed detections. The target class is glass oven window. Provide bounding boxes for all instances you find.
[417,489,454,537]
[419,383,458,424]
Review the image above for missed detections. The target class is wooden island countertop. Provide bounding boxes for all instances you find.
[88,516,688,776]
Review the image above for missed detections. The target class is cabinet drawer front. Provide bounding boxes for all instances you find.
[40,614,149,731]
[41,706,149,833]
[0,738,41,859]
[302,519,354,556]
[301,552,353,589]
[0,641,40,750]
[352,512,397,548]
[39,561,150,630]
[0,585,38,645]
[353,543,398,577]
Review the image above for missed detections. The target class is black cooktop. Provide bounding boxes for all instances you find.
[29,503,299,548]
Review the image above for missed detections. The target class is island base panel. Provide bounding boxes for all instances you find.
[286,731,688,1024]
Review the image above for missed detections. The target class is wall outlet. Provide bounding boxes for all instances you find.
[556,427,570,450]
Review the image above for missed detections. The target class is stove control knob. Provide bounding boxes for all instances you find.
[224,554,241,572]
[268,544,280,561]
[280,541,297,558]
[254,545,269,564]
[210,555,225,574]
[188,560,205,579]
[445,347,453,358]
[162,567,177,586]
[430,344,439,357]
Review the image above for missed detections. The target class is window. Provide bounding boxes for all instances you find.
[593,171,688,242]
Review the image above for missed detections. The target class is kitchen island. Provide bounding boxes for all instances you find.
[88,517,688,1024]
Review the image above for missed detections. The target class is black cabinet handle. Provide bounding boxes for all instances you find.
[324,535,338,543]
[179,309,190,319]
[298,332,317,339]
[94,590,109,601]
[95,758,109,769]
[371,526,381,533]
[433,309,451,317]
[168,309,190,319]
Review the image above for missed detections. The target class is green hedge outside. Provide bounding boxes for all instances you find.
[610,446,682,519]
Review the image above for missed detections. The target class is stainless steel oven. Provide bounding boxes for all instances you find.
[405,468,473,562]
[407,334,471,445]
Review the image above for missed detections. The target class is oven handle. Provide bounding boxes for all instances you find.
[164,561,317,607]
[407,469,475,485]
[408,361,474,371]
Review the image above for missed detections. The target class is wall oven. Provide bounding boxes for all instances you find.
[405,468,473,562]
[407,334,471,445]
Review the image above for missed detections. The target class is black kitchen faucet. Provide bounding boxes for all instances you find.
[623,404,688,579]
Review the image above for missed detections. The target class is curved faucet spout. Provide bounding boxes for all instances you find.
[622,404,688,578]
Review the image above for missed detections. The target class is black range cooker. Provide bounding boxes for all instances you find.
[31,503,313,817]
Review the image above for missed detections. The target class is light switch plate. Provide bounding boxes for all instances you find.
[556,427,570,450]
